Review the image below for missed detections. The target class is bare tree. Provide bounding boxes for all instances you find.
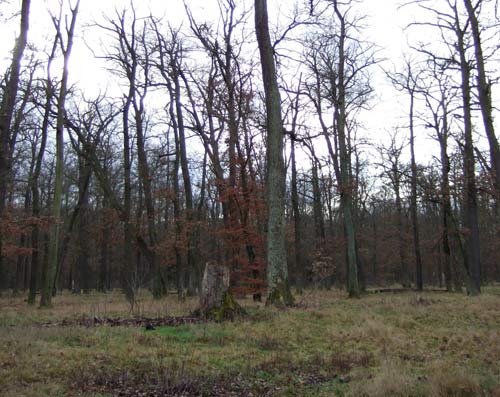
[376,131,411,288]
[462,0,500,216]
[408,0,483,295]
[0,0,30,290]
[40,0,80,307]
[255,0,293,305]
[386,58,425,291]
[303,0,377,296]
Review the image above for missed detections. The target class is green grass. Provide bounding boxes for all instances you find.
[1,287,499,396]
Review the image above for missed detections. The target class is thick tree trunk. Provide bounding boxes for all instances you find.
[456,8,481,295]
[333,1,359,298]
[194,261,246,320]
[463,0,500,214]
[255,0,293,306]
[0,0,31,289]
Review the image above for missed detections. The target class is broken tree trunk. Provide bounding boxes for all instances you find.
[193,261,246,321]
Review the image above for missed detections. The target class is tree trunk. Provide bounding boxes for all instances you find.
[333,1,359,298]
[28,31,58,305]
[170,70,196,294]
[40,2,79,307]
[194,261,246,320]
[409,92,424,291]
[76,147,91,293]
[394,164,410,287]
[122,96,135,302]
[0,0,31,289]
[291,139,305,290]
[438,98,453,292]
[456,6,481,295]
[311,158,326,240]
[134,101,162,297]
[370,203,378,283]
[255,0,293,306]
[98,199,110,292]
[463,0,500,215]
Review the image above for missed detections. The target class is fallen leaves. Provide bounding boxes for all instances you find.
[38,315,205,329]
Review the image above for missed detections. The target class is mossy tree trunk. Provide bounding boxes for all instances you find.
[195,261,246,321]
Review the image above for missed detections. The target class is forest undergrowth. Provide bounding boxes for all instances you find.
[0,287,499,396]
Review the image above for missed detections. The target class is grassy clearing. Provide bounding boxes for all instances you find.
[0,287,499,396]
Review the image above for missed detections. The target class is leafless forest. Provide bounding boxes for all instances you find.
[0,0,499,307]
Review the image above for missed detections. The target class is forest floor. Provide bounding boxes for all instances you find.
[0,286,500,396]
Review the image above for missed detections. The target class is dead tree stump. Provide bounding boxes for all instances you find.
[193,261,246,321]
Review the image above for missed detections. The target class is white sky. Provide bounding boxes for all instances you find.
[1,0,497,169]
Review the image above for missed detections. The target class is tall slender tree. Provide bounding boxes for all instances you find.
[255,0,293,305]
[453,3,481,294]
[386,59,424,291]
[40,0,80,307]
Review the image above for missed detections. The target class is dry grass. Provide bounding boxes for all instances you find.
[428,361,483,397]
[0,290,199,325]
[0,286,499,396]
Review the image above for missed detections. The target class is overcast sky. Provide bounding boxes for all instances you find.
[1,0,413,94]
[1,0,495,166]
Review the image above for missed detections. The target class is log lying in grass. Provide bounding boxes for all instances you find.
[192,261,247,321]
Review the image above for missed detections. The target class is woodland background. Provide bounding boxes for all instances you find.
[0,0,499,306]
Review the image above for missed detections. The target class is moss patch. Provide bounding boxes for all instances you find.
[266,277,294,306]
[193,291,247,321]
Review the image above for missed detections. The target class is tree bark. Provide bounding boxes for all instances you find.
[98,198,110,292]
[462,0,500,214]
[255,0,293,305]
[455,5,481,295]
[333,1,359,298]
[0,0,31,289]
[28,78,53,304]
[393,160,409,287]
[194,261,246,320]
[409,91,424,291]
[119,93,135,302]
[291,139,305,290]
[434,88,454,292]
[40,2,79,307]
[76,145,91,293]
